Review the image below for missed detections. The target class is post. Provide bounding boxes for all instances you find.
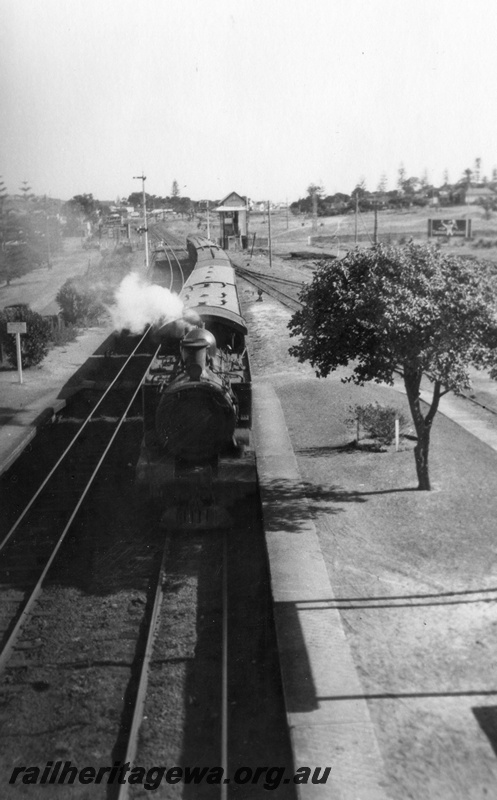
[373,202,378,244]
[133,174,149,270]
[7,322,27,384]
[15,333,23,384]
[206,201,210,240]
[355,194,359,244]
[250,232,256,258]
[395,418,400,452]
[267,201,272,269]
[45,195,52,269]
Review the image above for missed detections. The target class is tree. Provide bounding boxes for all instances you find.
[475,158,481,183]
[307,183,324,199]
[377,174,388,193]
[288,243,497,490]
[127,191,152,209]
[56,278,104,325]
[171,180,180,198]
[18,181,34,204]
[0,242,35,285]
[352,178,366,196]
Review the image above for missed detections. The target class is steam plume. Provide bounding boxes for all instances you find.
[110,273,184,333]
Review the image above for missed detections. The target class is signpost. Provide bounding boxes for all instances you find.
[7,322,27,384]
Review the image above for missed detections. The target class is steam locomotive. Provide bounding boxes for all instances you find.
[136,234,254,529]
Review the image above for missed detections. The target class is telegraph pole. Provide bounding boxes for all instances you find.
[355,193,359,244]
[44,195,52,269]
[267,200,272,269]
[133,174,149,270]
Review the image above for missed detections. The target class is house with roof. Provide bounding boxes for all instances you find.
[215,192,249,249]
[458,185,497,205]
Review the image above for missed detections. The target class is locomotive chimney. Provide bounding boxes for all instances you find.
[180,328,216,381]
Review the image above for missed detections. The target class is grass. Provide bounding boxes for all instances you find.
[164,204,497,261]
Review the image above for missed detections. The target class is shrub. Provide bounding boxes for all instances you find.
[348,403,409,446]
[49,322,79,346]
[56,278,104,325]
[0,306,51,368]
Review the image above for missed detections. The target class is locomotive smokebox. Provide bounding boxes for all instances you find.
[155,328,235,462]
[155,384,236,462]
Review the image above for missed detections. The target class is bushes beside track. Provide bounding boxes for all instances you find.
[0,306,51,368]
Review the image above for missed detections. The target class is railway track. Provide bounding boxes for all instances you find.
[0,332,159,672]
[234,264,304,312]
[148,225,190,292]
[0,237,295,798]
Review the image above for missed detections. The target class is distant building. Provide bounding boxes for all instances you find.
[215,192,249,250]
[463,186,497,205]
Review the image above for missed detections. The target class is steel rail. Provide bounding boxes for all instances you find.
[235,269,302,312]
[116,537,169,800]
[149,230,186,292]
[0,360,155,676]
[162,237,186,289]
[221,531,229,800]
[236,264,305,288]
[149,230,175,291]
[0,328,153,554]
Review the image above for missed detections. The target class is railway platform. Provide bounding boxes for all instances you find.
[0,322,114,476]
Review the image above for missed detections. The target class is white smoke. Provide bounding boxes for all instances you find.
[110,273,184,333]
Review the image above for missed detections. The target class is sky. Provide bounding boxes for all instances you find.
[1,0,497,203]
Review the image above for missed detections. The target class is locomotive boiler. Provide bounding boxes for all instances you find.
[136,235,254,529]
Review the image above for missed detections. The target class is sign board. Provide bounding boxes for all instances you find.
[7,322,27,334]
[428,219,471,238]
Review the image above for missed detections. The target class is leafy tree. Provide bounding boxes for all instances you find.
[62,194,104,236]
[307,183,324,199]
[127,191,152,209]
[0,305,50,367]
[351,178,367,198]
[0,242,36,285]
[171,180,180,198]
[56,278,104,325]
[402,176,420,196]
[0,204,43,284]
[288,243,497,490]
